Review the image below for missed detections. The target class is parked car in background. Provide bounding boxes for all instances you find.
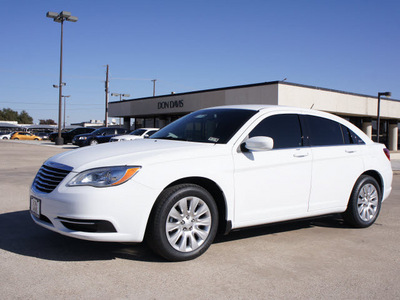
[30,105,392,261]
[110,128,159,142]
[72,127,129,147]
[11,132,42,140]
[49,127,96,144]
[36,132,50,140]
[0,132,13,139]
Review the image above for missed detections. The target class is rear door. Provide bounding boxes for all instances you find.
[301,115,365,212]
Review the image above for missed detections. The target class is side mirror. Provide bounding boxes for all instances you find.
[244,136,274,151]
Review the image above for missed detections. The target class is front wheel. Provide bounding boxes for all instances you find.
[342,175,381,228]
[90,139,98,146]
[146,184,218,261]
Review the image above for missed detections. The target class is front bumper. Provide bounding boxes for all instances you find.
[30,176,161,243]
[72,138,89,147]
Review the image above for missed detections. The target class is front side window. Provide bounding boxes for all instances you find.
[249,114,303,149]
[151,108,257,144]
[106,129,117,135]
[146,130,158,137]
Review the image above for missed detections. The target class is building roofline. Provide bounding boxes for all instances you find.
[109,80,398,104]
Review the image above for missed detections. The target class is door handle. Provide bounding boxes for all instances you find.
[293,152,309,158]
[345,149,357,153]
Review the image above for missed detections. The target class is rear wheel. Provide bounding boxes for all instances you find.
[147,184,218,261]
[342,175,381,228]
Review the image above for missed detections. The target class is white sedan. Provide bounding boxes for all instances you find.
[109,128,158,142]
[30,105,392,261]
[0,132,13,139]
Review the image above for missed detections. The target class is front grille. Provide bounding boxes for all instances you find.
[33,163,72,193]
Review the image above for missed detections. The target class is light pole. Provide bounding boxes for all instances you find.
[62,95,70,130]
[111,93,130,126]
[151,79,157,96]
[377,91,391,143]
[46,11,78,145]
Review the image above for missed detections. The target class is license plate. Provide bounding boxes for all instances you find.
[30,197,41,218]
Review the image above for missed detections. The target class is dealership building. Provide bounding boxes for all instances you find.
[109,81,400,151]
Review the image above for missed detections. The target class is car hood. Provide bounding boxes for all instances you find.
[46,139,226,172]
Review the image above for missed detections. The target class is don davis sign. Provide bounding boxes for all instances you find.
[158,100,184,110]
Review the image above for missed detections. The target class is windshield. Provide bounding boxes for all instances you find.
[91,128,106,135]
[151,108,257,144]
[129,129,147,136]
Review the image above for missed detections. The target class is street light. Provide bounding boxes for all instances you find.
[111,93,131,101]
[46,11,78,145]
[62,95,70,130]
[111,93,130,126]
[377,91,391,143]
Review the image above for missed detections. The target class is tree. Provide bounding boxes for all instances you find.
[0,108,33,124]
[0,108,18,121]
[18,110,33,124]
[39,119,56,125]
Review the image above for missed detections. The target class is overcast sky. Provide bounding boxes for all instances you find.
[1,0,399,124]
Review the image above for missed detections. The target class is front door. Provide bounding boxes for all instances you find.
[233,113,312,228]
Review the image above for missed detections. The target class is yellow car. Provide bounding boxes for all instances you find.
[11,132,42,141]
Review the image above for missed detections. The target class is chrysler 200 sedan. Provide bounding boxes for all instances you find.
[30,105,393,261]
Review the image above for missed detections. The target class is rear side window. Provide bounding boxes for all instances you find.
[341,125,365,145]
[304,115,344,146]
[249,114,303,149]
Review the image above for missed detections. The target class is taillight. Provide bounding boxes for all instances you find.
[383,148,390,161]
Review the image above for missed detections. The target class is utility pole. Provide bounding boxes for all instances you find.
[105,64,109,127]
[152,79,157,96]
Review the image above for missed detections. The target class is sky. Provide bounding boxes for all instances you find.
[0,0,399,125]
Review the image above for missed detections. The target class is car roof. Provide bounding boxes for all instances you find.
[205,104,315,112]
[203,104,338,117]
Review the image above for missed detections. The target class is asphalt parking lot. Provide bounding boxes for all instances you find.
[1,140,399,299]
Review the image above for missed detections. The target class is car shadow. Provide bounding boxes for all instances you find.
[0,210,351,263]
[214,214,351,244]
[0,210,163,263]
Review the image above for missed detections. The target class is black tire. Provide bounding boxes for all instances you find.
[34,138,39,140]
[146,184,218,261]
[342,175,381,228]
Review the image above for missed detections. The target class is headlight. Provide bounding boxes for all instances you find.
[67,166,140,187]
[79,136,87,140]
